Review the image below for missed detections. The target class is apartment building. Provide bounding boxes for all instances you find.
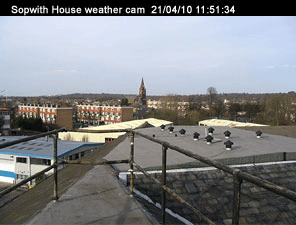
[76,104,133,125]
[18,104,73,130]
[147,99,162,109]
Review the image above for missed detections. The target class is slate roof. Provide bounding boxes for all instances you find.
[131,162,296,224]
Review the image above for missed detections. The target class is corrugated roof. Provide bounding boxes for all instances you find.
[0,137,103,159]
[198,119,269,127]
[79,118,173,132]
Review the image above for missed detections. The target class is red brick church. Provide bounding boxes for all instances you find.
[134,78,146,106]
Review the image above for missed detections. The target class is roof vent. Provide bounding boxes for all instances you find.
[179,129,186,136]
[152,134,155,138]
[168,127,174,133]
[205,135,213,144]
[175,134,178,137]
[160,124,166,131]
[256,130,262,138]
[208,127,215,136]
[193,132,200,141]
[224,140,234,150]
[224,130,231,139]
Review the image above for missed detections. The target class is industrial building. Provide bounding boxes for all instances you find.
[0,136,103,184]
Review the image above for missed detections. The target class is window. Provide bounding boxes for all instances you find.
[17,174,29,180]
[16,157,27,163]
[30,158,51,165]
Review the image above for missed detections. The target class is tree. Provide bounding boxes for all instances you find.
[207,87,217,106]
[212,99,225,119]
[120,98,129,106]
[229,103,241,121]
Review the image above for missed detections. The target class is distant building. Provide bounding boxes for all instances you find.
[76,104,133,125]
[0,136,103,184]
[134,78,146,106]
[18,104,73,130]
[0,101,15,136]
[147,99,162,109]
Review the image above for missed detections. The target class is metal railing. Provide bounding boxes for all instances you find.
[130,131,296,225]
[1,128,296,225]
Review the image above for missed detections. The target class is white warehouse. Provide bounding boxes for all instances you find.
[0,136,104,184]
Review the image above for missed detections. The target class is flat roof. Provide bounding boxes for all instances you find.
[0,136,103,159]
[105,126,296,171]
[79,118,173,132]
[199,119,269,127]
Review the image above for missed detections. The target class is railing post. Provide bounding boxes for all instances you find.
[161,144,168,225]
[129,131,135,195]
[232,169,242,225]
[52,133,59,202]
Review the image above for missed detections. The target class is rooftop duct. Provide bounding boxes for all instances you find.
[256,130,263,138]
[205,135,213,144]
[224,130,231,139]
[208,127,215,136]
[168,127,174,134]
[160,124,166,131]
[224,140,234,150]
[179,129,186,136]
[193,132,200,141]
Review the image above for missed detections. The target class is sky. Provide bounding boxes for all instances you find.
[1,16,296,97]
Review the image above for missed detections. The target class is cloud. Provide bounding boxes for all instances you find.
[265,64,296,70]
[265,66,276,69]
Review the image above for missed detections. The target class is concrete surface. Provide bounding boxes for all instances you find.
[105,126,296,171]
[27,164,154,225]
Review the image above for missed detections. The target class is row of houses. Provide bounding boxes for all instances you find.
[16,103,135,131]
[76,104,133,125]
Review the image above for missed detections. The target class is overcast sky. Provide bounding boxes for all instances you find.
[1,16,296,97]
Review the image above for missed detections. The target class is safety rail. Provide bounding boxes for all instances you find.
[131,130,296,225]
[1,128,296,225]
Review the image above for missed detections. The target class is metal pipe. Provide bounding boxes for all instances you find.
[62,159,129,165]
[132,161,215,225]
[232,169,242,225]
[0,128,66,150]
[161,144,168,224]
[52,134,58,201]
[129,132,135,195]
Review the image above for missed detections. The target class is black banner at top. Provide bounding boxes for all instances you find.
[1,1,295,16]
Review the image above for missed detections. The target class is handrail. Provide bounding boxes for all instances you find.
[0,164,56,198]
[133,130,296,201]
[132,161,215,225]
[132,130,296,224]
[1,128,296,225]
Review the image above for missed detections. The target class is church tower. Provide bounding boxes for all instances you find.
[134,78,147,105]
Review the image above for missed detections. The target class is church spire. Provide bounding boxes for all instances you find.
[134,78,147,106]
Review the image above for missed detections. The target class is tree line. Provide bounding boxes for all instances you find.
[147,87,296,126]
